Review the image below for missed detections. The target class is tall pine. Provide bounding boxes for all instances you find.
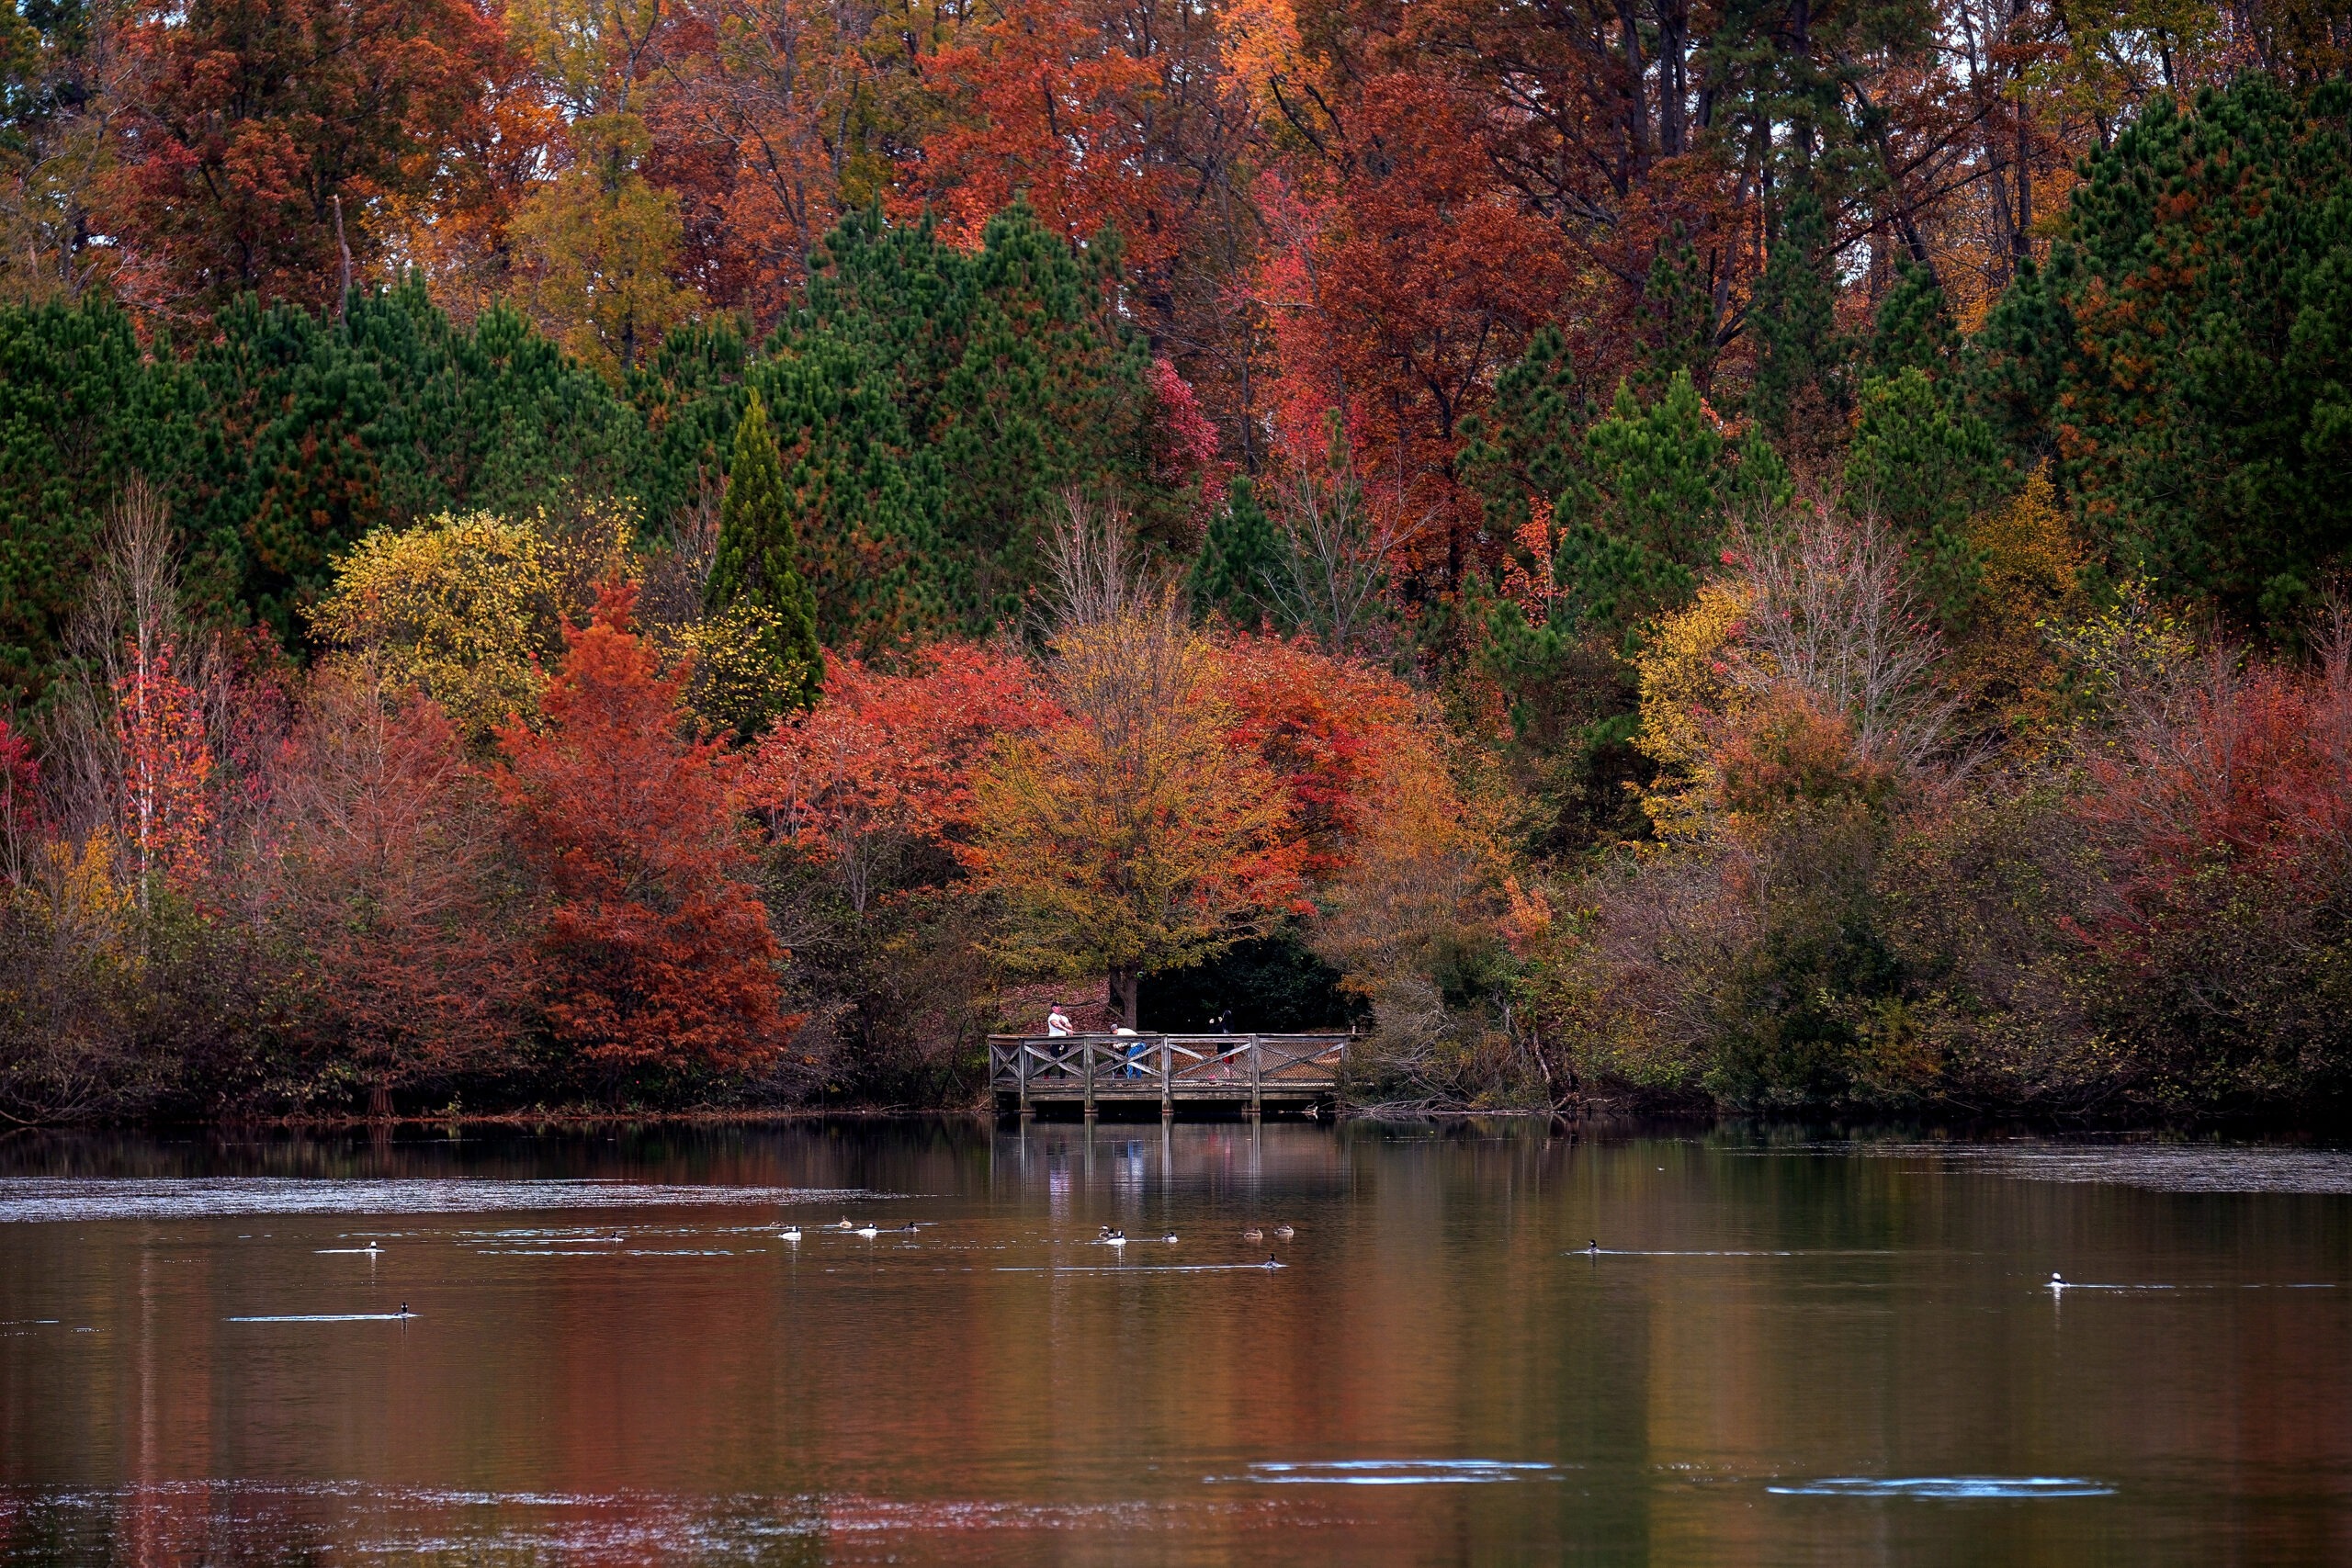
[1187,478,1281,626]
[1964,75,2352,630]
[775,202,1170,635]
[704,390,823,734]
[1748,184,1848,451]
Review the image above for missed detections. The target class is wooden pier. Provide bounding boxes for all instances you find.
[989,1033,1351,1119]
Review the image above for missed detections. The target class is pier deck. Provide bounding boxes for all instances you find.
[988,1033,1350,1118]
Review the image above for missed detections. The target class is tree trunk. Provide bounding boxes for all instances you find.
[1109,967,1141,1030]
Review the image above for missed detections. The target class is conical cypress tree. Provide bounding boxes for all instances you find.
[705,390,823,731]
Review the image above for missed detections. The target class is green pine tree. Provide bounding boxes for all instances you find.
[704,390,823,734]
[1456,324,1589,541]
[1962,74,2352,630]
[1637,224,1720,394]
[0,295,200,706]
[1866,260,1960,380]
[1748,184,1848,447]
[1187,477,1282,625]
[779,201,1169,636]
[1844,367,2007,621]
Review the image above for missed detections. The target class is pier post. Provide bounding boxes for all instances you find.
[1159,1037,1173,1122]
[1018,1042,1033,1119]
[1249,1034,1262,1122]
[1083,1040,1097,1121]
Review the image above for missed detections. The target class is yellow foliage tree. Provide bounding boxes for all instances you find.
[968,603,1302,1027]
[509,114,703,378]
[1957,464,2082,727]
[310,511,630,741]
[1308,710,1510,1019]
[1632,580,1753,841]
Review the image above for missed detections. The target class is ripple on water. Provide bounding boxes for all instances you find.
[0,1179,887,1224]
[1218,1461,1561,1485]
[0,1480,1330,1560]
[1792,1141,2352,1195]
[1769,1476,2116,1499]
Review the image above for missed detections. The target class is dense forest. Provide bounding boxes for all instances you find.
[0,0,2348,1122]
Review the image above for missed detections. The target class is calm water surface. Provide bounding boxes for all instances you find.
[1,1121,2349,1565]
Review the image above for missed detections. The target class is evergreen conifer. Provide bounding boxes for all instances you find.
[704,390,824,733]
[1187,478,1282,626]
[1964,75,2352,629]
[1748,185,1848,446]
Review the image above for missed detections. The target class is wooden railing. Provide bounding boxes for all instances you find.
[987,1032,1349,1116]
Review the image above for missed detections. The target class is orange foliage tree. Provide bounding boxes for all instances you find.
[1216,633,1419,882]
[499,579,799,1083]
[914,0,1178,268]
[641,0,872,325]
[1249,75,1570,593]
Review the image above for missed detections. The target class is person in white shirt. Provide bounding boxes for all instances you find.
[1046,1002,1074,1037]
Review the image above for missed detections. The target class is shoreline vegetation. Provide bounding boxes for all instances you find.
[6,41,2352,1130]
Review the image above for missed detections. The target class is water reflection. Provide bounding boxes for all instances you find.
[1,1121,2349,1564]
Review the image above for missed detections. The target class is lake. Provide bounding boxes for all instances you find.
[1,1120,2348,1564]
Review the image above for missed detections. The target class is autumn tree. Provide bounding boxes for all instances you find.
[266,668,531,1113]
[750,642,1057,911]
[0,0,115,302]
[310,511,582,742]
[1950,465,2081,724]
[498,578,797,1085]
[639,0,877,328]
[506,0,705,374]
[702,389,823,735]
[111,0,505,317]
[0,717,41,885]
[1216,633,1422,882]
[912,0,1178,271]
[510,116,705,377]
[65,491,219,906]
[970,582,1300,1026]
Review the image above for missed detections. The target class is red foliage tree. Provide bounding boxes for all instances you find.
[499,579,797,1081]
[112,0,507,314]
[638,0,865,328]
[2083,651,2352,922]
[115,634,214,897]
[912,0,1181,271]
[1216,633,1419,882]
[746,641,1059,909]
[1248,75,1568,592]
[269,671,531,1112]
[0,718,41,882]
